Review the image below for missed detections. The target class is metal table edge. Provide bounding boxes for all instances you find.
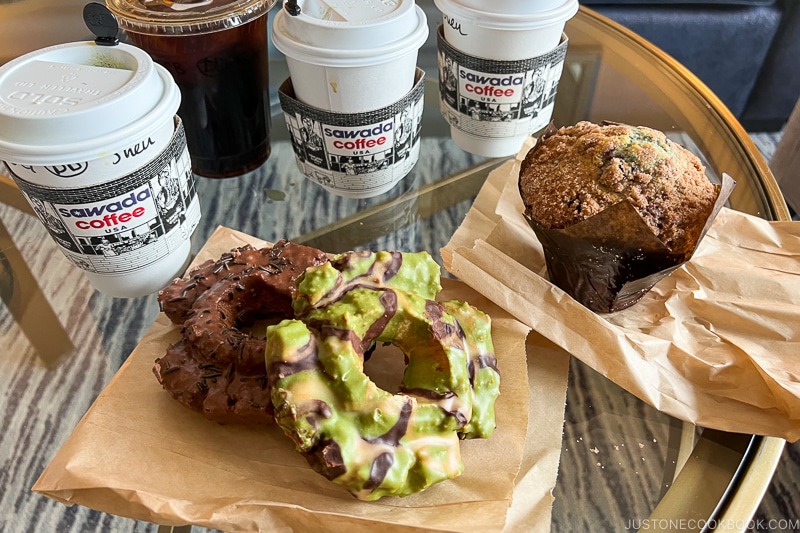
[574,8,789,531]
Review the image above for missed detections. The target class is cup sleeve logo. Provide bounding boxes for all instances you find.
[45,162,89,178]
[56,186,154,232]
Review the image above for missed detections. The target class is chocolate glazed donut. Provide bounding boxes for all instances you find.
[154,240,328,425]
[158,241,322,324]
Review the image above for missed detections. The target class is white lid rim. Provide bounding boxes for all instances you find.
[0,42,168,149]
[0,65,181,165]
[281,0,412,29]
[433,0,578,30]
[272,6,428,67]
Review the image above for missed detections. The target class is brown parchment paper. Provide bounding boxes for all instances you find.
[33,226,571,533]
[442,138,800,442]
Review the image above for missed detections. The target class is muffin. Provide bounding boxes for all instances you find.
[518,121,729,313]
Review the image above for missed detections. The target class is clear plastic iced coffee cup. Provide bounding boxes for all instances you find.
[0,41,201,298]
[106,0,277,178]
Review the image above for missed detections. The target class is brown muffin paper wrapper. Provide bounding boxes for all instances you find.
[521,123,736,314]
[33,226,571,533]
[442,137,800,442]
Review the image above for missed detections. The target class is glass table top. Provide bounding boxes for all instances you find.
[0,3,790,532]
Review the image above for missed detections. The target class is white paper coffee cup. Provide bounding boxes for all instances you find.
[437,29,571,157]
[435,0,577,157]
[272,0,428,112]
[279,68,425,198]
[434,0,578,60]
[0,41,201,298]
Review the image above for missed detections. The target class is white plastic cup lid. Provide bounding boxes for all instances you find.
[454,0,567,14]
[434,0,578,30]
[272,0,428,66]
[0,41,180,165]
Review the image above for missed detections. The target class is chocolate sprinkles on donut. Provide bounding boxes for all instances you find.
[154,240,328,425]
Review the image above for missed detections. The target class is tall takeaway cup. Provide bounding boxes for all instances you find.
[435,0,578,157]
[273,0,429,198]
[0,41,200,298]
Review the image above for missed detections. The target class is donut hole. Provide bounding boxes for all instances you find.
[224,274,298,339]
[237,313,288,340]
[363,343,407,394]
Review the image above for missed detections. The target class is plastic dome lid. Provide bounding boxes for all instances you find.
[105,0,276,36]
[272,0,428,67]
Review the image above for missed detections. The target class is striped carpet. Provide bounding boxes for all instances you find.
[1,131,796,533]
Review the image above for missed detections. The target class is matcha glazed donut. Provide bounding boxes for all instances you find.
[265,251,500,500]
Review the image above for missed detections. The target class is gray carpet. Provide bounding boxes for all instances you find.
[1,131,797,533]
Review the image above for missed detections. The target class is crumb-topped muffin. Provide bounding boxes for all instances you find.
[518,121,728,313]
[519,121,718,256]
